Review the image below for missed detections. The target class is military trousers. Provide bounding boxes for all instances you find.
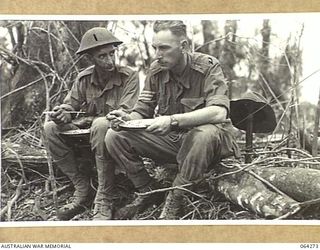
[105,124,238,188]
[44,117,116,204]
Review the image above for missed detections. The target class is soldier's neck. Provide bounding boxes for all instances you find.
[95,67,113,86]
[170,53,187,77]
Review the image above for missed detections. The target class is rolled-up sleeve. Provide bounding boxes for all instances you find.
[133,74,158,118]
[204,63,230,113]
[119,71,140,112]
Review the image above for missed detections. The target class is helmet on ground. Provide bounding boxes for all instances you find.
[230,91,277,133]
[76,27,123,55]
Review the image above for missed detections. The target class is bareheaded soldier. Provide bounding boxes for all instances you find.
[106,21,239,219]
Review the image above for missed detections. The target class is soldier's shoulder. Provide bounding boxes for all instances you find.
[117,65,136,76]
[191,52,220,73]
[148,60,163,76]
[77,65,95,79]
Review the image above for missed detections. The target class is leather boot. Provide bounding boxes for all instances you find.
[159,189,185,220]
[56,153,91,220]
[115,180,164,220]
[92,200,114,220]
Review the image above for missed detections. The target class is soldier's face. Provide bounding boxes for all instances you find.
[152,30,184,70]
[91,45,116,71]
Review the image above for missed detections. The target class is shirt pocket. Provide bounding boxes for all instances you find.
[180,97,205,112]
[86,99,98,115]
[158,95,170,115]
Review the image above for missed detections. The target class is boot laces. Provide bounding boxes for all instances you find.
[94,201,113,215]
[92,202,113,220]
[160,191,183,219]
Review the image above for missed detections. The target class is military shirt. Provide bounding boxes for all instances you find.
[63,65,139,116]
[133,52,229,118]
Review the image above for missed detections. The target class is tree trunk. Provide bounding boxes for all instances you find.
[217,170,299,218]
[259,20,283,102]
[255,167,320,202]
[219,20,237,99]
[199,20,220,57]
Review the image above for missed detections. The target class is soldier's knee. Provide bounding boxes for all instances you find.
[91,117,109,133]
[191,125,220,145]
[105,129,117,144]
[105,129,121,150]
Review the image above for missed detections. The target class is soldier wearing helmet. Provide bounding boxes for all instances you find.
[43,27,139,220]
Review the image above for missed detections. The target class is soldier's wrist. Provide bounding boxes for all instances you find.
[170,115,179,130]
[59,104,74,111]
[123,114,132,121]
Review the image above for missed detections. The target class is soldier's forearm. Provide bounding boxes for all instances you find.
[171,106,228,128]
[128,111,145,120]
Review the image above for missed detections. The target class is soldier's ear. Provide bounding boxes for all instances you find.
[180,39,188,53]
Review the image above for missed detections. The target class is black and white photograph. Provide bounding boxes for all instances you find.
[1,14,320,224]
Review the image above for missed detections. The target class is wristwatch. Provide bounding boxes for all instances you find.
[170,115,179,130]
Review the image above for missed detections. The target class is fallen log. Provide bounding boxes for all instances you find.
[217,171,300,218]
[254,167,320,202]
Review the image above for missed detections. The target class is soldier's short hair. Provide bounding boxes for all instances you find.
[153,20,187,39]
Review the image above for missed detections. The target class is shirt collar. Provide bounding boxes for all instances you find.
[163,53,205,89]
[176,53,191,89]
[90,66,122,90]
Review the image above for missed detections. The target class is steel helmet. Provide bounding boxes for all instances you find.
[76,27,123,55]
[230,91,276,133]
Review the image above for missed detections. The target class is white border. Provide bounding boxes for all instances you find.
[1,12,320,227]
[2,219,320,227]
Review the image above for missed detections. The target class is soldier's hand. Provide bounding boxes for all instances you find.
[145,115,171,135]
[138,90,156,103]
[107,110,131,130]
[50,106,72,124]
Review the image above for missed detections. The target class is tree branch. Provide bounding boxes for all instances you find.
[0,75,50,100]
